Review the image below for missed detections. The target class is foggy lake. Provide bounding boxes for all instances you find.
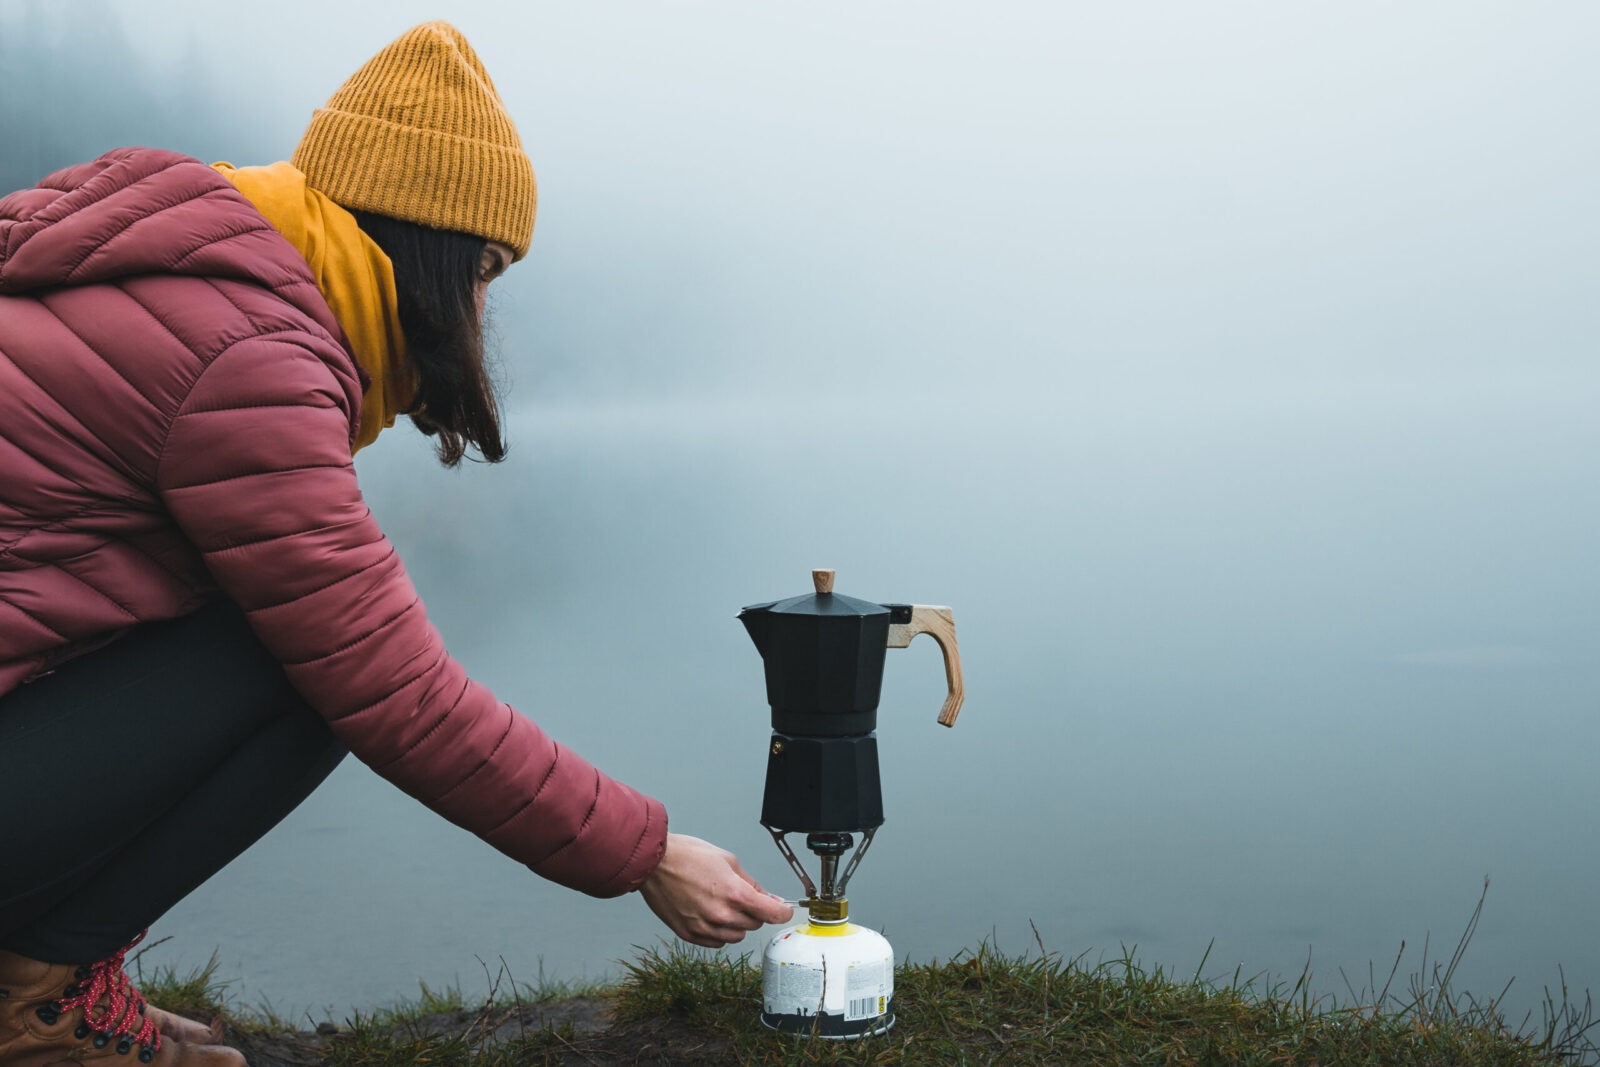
[143,383,1599,1022]
[2,0,1596,1030]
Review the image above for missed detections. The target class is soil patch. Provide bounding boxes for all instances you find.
[223,996,729,1067]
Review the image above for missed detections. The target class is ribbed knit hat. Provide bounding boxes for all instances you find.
[292,21,536,259]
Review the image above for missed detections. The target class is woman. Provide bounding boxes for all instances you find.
[0,21,790,1066]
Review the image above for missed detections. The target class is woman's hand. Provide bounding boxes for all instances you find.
[639,833,794,948]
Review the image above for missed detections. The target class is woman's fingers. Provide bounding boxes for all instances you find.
[684,926,749,948]
[639,833,795,948]
[717,870,793,929]
[729,854,762,890]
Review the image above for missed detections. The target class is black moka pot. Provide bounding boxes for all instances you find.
[740,569,964,922]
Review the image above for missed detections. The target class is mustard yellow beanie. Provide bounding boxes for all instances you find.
[292,20,536,259]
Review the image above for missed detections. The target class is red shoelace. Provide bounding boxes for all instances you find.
[54,929,162,1060]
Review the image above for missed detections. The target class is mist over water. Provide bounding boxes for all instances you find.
[149,385,1599,1019]
[3,0,1597,1023]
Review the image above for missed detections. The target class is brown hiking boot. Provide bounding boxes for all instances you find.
[0,933,244,1066]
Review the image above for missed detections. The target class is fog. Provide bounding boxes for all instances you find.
[3,0,1597,1023]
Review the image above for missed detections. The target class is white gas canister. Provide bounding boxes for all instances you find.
[760,921,895,1038]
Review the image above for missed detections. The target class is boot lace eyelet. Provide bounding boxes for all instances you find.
[56,931,163,1059]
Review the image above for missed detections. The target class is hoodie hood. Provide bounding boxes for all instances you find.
[0,148,350,354]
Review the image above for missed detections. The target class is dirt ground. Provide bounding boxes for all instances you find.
[225,997,736,1067]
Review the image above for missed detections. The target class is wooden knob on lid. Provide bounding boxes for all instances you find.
[812,569,835,594]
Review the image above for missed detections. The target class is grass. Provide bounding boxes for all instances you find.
[608,936,1600,1066]
[133,887,1600,1065]
[312,960,614,1067]
[130,946,231,1024]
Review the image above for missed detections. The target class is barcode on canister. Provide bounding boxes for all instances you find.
[846,995,884,1021]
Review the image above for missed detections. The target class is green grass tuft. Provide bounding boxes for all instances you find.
[127,887,1600,1065]
[598,937,1600,1066]
[129,939,230,1025]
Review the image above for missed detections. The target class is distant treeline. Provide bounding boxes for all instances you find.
[0,0,256,194]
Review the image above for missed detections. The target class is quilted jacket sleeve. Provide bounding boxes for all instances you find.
[154,330,666,897]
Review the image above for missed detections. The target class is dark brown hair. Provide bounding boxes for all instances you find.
[350,210,505,466]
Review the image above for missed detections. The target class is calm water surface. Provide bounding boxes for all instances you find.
[140,382,1600,1025]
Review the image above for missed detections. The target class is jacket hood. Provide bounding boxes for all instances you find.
[0,148,347,344]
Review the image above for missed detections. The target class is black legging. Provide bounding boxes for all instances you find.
[0,600,347,964]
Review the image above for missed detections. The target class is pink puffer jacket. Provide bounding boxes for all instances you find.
[0,148,666,897]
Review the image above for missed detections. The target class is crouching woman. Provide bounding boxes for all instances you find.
[0,21,788,1066]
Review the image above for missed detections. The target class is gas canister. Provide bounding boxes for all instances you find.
[761,912,895,1039]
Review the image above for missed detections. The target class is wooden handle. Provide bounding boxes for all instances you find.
[886,605,965,727]
[813,569,835,594]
